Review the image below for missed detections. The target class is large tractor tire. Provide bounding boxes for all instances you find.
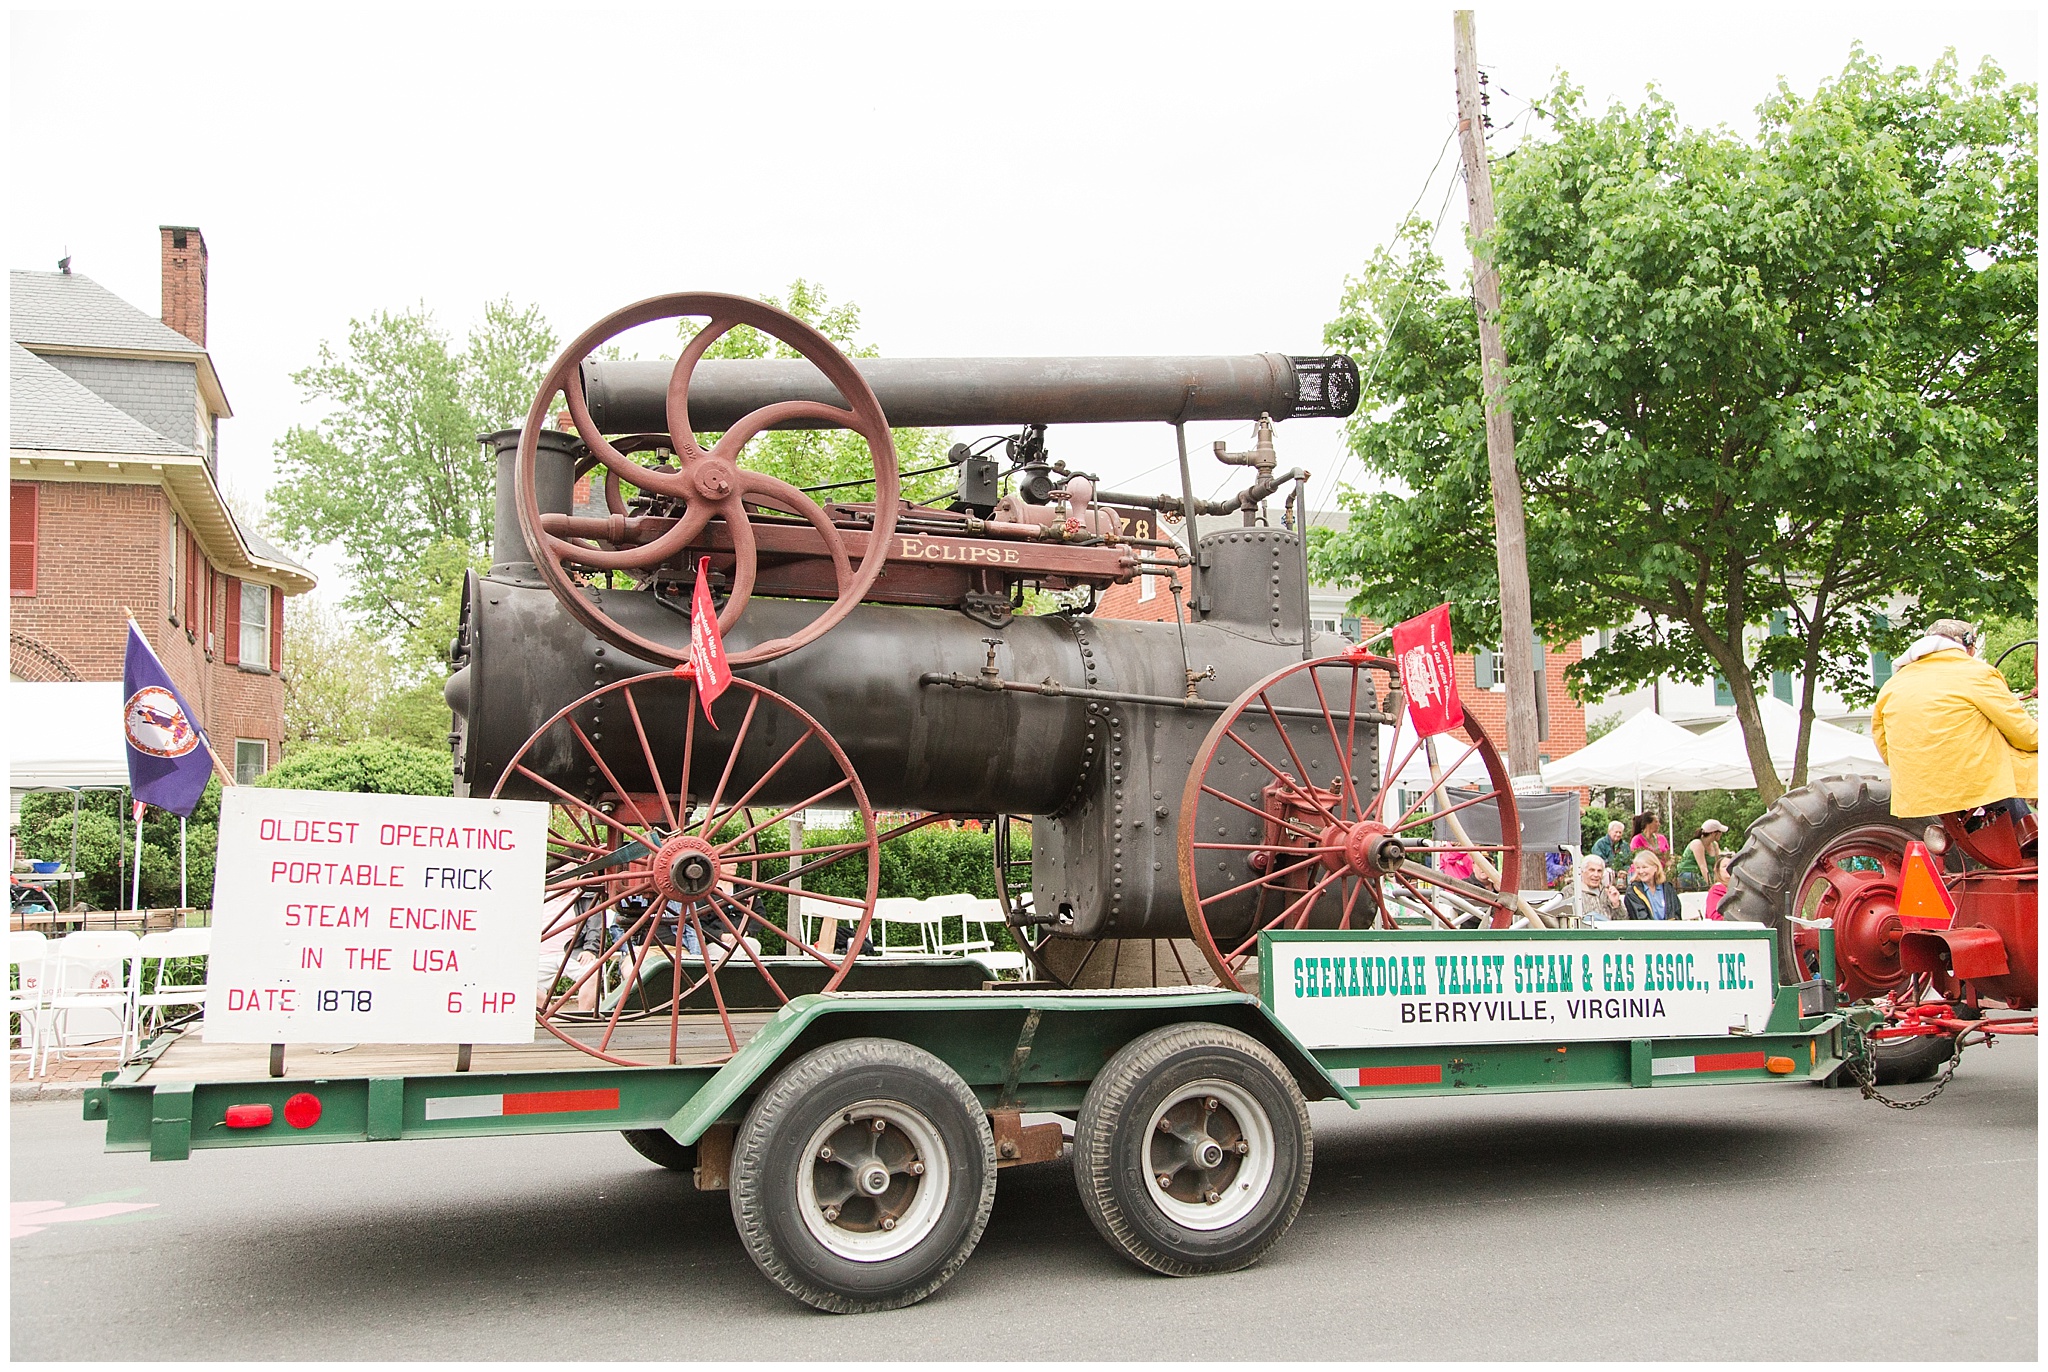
[1721,774,1956,1085]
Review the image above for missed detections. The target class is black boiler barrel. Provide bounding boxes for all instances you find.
[579,353,1360,433]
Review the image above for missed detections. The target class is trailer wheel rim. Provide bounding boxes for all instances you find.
[1141,1078,1275,1231]
[796,1099,951,1262]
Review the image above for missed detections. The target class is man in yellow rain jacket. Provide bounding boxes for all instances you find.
[1871,618,2038,819]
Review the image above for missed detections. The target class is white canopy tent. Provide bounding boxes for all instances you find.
[8,682,129,828]
[1651,695,1887,790]
[1540,710,1707,797]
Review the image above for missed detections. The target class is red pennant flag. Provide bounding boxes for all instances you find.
[1391,604,1464,738]
[687,556,733,723]
[1895,840,1958,930]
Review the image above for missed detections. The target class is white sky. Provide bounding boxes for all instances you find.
[10,3,2038,595]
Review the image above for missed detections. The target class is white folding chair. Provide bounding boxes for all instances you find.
[10,931,50,1077]
[928,893,995,955]
[41,931,139,1074]
[956,899,1031,975]
[132,927,212,1043]
[874,897,944,956]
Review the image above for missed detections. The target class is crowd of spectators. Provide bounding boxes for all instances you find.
[1572,809,1735,922]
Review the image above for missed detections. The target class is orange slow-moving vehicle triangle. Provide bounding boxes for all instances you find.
[1895,840,1958,930]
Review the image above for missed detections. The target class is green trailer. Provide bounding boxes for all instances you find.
[83,921,1843,1314]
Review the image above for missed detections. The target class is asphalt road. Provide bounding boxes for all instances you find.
[13,1039,2035,1361]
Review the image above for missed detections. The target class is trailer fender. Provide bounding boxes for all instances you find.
[664,989,1355,1146]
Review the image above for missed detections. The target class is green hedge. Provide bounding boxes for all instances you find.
[253,738,452,795]
[17,781,221,911]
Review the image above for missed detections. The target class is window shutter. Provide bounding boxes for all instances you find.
[270,587,285,672]
[185,533,200,632]
[1870,612,1893,689]
[1713,675,1734,707]
[10,483,36,595]
[1340,616,1360,642]
[1475,647,1497,689]
[224,575,242,665]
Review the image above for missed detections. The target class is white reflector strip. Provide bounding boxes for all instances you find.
[1651,1057,1695,1077]
[424,1094,505,1120]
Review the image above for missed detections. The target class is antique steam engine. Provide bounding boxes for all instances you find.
[448,293,1522,1063]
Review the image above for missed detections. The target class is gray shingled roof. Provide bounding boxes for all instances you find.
[9,343,193,456]
[10,270,205,355]
[242,522,311,575]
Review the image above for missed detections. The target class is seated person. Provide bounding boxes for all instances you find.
[1621,849,1682,921]
[1673,819,1726,893]
[1700,853,1735,920]
[1871,618,2037,828]
[1576,855,1625,921]
[1591,819,1628,868]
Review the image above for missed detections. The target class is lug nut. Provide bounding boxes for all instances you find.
[822,1205,840,1222]
[1234,1140,1249,1155]
[880,1216,896,1231]
[1203,1190,1221,1205]
[1157,1118,1175,1133]
[1204,1097,1220,1112]
[872,1118,887,1133]
[818,1146,834,1160]
[1157,1173,1173,1187]
[909,1160,925,1176]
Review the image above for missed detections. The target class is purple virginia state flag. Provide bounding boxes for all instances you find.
[123,622,213,816]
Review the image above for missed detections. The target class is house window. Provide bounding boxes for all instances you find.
[168,513,181,623]
[234,739,268,785]
[10,483,36,596]
[1769,611,1793,703]
[1871,612,1893,689]
[239,581,270,669]
[1138,573,1156,602]
[1714,675,1735,707]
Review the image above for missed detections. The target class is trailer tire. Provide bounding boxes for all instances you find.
[1072,1023,1311,1277]
[1721,774,1956,1086]
[731,1037,995,1314]
[620,1129,696,1172]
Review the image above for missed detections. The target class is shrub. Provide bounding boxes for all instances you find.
[255,738,452,795]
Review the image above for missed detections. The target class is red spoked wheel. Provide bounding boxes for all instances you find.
[514,292,900,669]
[1178,653,1520,992]
[492,672,880,1065]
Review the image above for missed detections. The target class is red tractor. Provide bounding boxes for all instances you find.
[1722,643,2038,1087]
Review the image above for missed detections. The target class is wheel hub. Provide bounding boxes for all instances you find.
[799,1102,948,1263]
[1143,1080,1276,1231]
[1318,820,1405,877]
[651,833,721,902]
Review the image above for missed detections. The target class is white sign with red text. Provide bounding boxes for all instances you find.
[204,788,548,1044]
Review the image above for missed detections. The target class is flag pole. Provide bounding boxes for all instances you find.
[131,799,144,914]
[123,608,236,786]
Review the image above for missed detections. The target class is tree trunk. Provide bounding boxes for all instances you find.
[1719,666,1785,806]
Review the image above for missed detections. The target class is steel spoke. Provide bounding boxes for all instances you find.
[1307,669,1362,821]
[570,720,652,830]
[703,727,823,840]
[1224,869,1342,961]
[621,685,679,833]
[696,693,763,839]
[1256,691,1341,825]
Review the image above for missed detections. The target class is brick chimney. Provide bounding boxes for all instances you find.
[159,225,208,347]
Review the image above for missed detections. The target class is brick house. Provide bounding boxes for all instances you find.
[1092,508,1587,766]
[9,227,315,782]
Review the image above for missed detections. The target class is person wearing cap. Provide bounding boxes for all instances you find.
[1871,617,2037,820]
[1674,819,1728,892]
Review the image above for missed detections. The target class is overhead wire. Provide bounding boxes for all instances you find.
[1312,97,1541,519]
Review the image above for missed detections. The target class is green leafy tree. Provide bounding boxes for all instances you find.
[1316,50,2037,804]
[269,298,557,680]
[17,782,222,910]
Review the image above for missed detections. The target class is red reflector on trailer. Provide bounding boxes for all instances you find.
[1354,1064,1443,1087]
[502,1088,619,1116]
[1693,1051,1769,1074]
[223,1104,273,1129]
[283,1092,323,1129]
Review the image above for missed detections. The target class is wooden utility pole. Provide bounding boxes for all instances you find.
[1453,11,1541,806]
